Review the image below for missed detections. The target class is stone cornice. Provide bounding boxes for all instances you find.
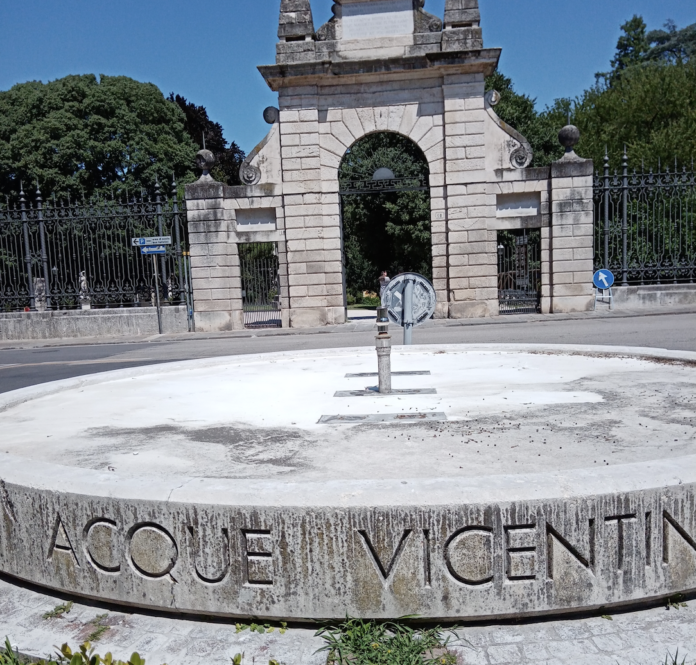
[258,48,501,91]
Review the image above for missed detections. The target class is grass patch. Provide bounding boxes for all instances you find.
[315,617,457,665]
[86,615,110,643]
[42,603,72,620]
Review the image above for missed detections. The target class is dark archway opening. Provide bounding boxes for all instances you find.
[339,132,431,305]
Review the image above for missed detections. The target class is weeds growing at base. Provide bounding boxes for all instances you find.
[315,617,457,665]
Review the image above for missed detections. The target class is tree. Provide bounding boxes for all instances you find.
[610,15,650,74]
[0,74,199,201]
[167,94,245,186]
[339,133,432,297]
[647,20,696,65]
[484,71,563,166]
[540,16,696,168]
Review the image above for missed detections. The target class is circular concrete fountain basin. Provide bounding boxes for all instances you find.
[1,344,695,620]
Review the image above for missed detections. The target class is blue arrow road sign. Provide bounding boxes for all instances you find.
[593,269,615,289]
[141,246,166,255]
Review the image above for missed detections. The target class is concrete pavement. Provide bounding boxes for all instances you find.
[0,307,695,394]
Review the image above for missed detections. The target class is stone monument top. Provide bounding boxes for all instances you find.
[263,0,496,89]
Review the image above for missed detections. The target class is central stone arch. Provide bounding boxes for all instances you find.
[183,0,596,331]
[337,131,433,305]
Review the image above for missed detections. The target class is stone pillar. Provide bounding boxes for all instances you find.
[548,125,595,313]
[443,72,499,319]
[279,101,345,328]
[185,150,244,332]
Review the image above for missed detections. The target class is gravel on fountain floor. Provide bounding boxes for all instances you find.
[1,577,695,665]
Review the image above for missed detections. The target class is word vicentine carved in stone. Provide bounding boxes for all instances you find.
[2,485,696,619]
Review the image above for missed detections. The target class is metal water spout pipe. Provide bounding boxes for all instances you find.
[376,306,392,394]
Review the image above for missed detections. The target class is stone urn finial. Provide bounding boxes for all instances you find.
[195,149,216,182]
[558,123,582,162]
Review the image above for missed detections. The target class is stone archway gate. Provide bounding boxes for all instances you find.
[185,0,595,331]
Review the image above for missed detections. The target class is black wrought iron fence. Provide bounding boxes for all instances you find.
[594,151,696,285]
[0,181,191,314]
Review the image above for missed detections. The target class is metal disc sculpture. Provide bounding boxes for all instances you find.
[381,272,436,344]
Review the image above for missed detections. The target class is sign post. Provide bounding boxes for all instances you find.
[133,237,172,334]
[381,273,436,346]
[593,269,615,311]
[152,255,163,334]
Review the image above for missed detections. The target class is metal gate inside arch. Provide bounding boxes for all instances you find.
[497,230,541,314]
[239,242,281,328]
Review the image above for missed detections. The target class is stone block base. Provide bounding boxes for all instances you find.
[193,310,244,333]
[551,295,594,314]
[449,300,498,319]
[613,283,696,308]
[289,306,346,328]
[0,307,188,341]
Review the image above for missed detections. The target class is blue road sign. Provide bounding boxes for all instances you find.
[141,246,166,255]
[593,269,615,290]
[131,236,172,247]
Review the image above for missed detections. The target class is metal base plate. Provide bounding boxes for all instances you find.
[318,412,447,424]
[344,371,431,377]
[334,388,437,397]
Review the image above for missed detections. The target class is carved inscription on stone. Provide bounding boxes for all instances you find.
[48,515,80,566]
[34,498,696,613]
[445,528,493,585]
[243,530,274,586]
[128,524,177,579]
[85,519,120,573]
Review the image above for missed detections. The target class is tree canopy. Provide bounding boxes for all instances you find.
[489,16,696,170]
[0,75,203,201]
[168,94,245,186]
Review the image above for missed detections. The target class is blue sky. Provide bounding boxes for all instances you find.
[0,0,693,154]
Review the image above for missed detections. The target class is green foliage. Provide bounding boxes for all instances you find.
[316,618,457,665]
[664,650,688,665]
[1,638,23,665]
[43,603,73,620]
[610,15,651,74]
[0,74,198,201]
[167,94,245,186]
[234,622,287,635]
[86,616,110,643]
[340,133,432,297]
[0,639,148,665]
[485,17,696,171]
[647,20,696,65]
[667,594,689,610]
[230,655,282,665]
[542,58,696,168]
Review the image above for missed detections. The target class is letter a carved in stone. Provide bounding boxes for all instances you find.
[48,515,80,566]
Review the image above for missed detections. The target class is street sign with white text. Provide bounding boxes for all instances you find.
[131,236,172,247]
[140,246,167,255]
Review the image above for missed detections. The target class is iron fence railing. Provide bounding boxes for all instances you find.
[594,151,696,285]
[240,242,281,329]
[497,230,541,314]
[0,181,192,314]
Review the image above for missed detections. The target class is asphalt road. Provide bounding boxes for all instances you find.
[1,310,694,394]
